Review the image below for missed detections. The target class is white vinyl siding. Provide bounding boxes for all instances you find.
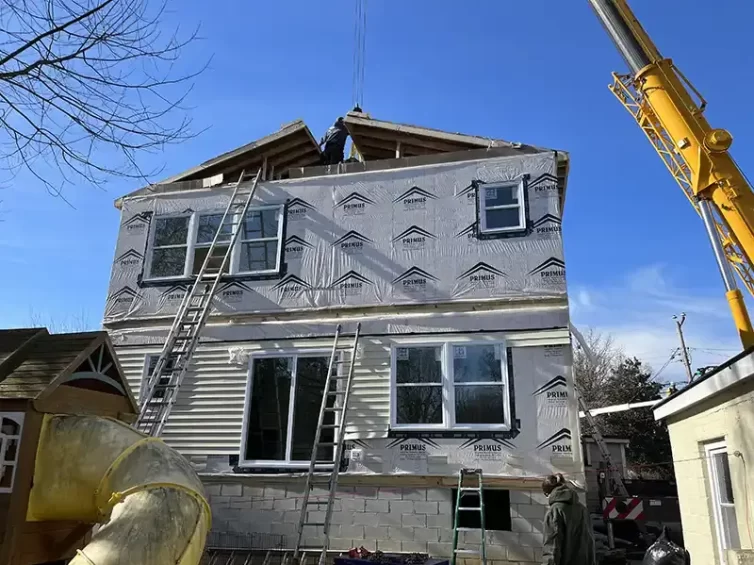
[114,329,568,456]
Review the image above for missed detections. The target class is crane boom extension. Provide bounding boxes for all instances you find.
[590,0,754,348]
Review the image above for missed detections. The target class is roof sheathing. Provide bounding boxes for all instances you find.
[115,114,569,211]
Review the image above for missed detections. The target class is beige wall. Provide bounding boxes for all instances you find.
[665,379,754,564]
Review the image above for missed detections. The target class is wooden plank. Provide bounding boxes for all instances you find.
[0,330,47,381]
[35,385,132,418]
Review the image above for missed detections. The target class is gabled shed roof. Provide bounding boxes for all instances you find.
[0,328,137,412]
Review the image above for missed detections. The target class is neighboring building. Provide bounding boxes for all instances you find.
[581,435,629,511]
[103,111,579,564]
[654,348,754,565]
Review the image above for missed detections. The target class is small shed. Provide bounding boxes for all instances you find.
[0,327,137,565]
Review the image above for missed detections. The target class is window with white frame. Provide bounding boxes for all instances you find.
[392,342,510,430]
[706,441,741,560]
[0,412,24,492]
[146,205,285,280]
[241,354,337,466]
[477,180,526,235]
[142,353,178,402]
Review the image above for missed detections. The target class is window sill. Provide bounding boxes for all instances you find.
[389,427,518,439]
[138,267,287,288]
[476,225,531,240]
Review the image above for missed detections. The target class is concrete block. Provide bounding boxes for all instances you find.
[252,498,275,510]
[485,543,508,559]
[413,501,439,515]
[427,542,453,558]
[514,503,545,519]
[363,526,389,539]
[402,489,427,501]
[353,513,380,526]
[273,498,297,511]
[271,522,297,536]
[206,484,222,496]
[377,488,403,500]
[377,539,402,553]
[463,530,482,543]
[221,484,243,497]
[308,486,331,497]
[331,511,357,525]
[511,518,533,533]
[414,528,439,542]
[437,500,454,516]
[389,500,414,514]
[518,532,544,547]
[387,526,415,542]
[353,487,378,498]
[488,530,518,545]
[230,498,252,509]
[305,511,326,523]
[528,492,548,505]
[401,541,428,553]
[426,488,449,502]
[365,499,389,513]
[329,538,355,551]
[210,496,231,507]
[529,519,544,533]
[438,529,456,543]
[228,520,248,533]
[242,485,264,498]
[339,524,366,538]
[342,498,366,512]
[378,513,401,526]
[427,515,450,529]
[283,511,299,523]
[508,546,536,562]
[401,514,426,528]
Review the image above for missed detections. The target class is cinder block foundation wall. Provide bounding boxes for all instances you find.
[206,482,548,565]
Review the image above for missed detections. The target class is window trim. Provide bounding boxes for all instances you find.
[144,212,195,281]
[0,412,24,493]
[389,340,511,432]
[233,204,286,276]
[239,349,339,469]
[476,179,527,235]
[705,440,740,563]
[142,204,286,283]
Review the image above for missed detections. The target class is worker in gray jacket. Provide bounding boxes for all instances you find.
[320,117,349,165]
[541,474,596,565]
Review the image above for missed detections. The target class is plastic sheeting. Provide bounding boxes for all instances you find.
[104,152,565,323]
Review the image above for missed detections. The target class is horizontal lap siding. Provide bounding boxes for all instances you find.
[114,336,392,455]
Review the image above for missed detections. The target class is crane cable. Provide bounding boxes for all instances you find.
[352,0,367,110]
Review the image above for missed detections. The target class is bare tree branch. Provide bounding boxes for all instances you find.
[0,0,206,196]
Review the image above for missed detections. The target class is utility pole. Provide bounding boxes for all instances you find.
[673,313,694,382]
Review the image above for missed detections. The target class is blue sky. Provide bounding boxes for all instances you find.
[2,0,752,382]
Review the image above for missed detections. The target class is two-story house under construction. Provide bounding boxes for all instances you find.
[103,112,581,565]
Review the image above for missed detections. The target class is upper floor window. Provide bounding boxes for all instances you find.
[391,341,511,431]
[145,205,285,280]
[477,180,526,235]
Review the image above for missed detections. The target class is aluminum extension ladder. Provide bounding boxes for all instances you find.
[293,324,362,565]
[137,169,262,436]
[451,468,487,565]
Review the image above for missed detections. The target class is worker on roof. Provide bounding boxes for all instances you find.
[320,117,349,166]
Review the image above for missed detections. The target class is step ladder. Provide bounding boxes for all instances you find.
[451,468,487,565]
[293,323,362,565]
[137,169,262,437]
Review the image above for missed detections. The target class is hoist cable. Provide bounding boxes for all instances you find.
[352,0,367,109]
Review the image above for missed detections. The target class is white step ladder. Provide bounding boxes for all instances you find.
[137,169,262,437]
[293,324,361,565]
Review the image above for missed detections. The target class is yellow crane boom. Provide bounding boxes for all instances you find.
[589,0,754,348]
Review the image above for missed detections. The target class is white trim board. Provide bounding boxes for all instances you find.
[654,350,754,421]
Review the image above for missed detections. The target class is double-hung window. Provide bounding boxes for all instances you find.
[477,180,526,235]
[706,441,741,562]
[241,353,337,467]
[391,341,510,430]
[145,205,285,280]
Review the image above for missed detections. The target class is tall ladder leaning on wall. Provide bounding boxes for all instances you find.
[293,323,362,565]
[136,169,262,437]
